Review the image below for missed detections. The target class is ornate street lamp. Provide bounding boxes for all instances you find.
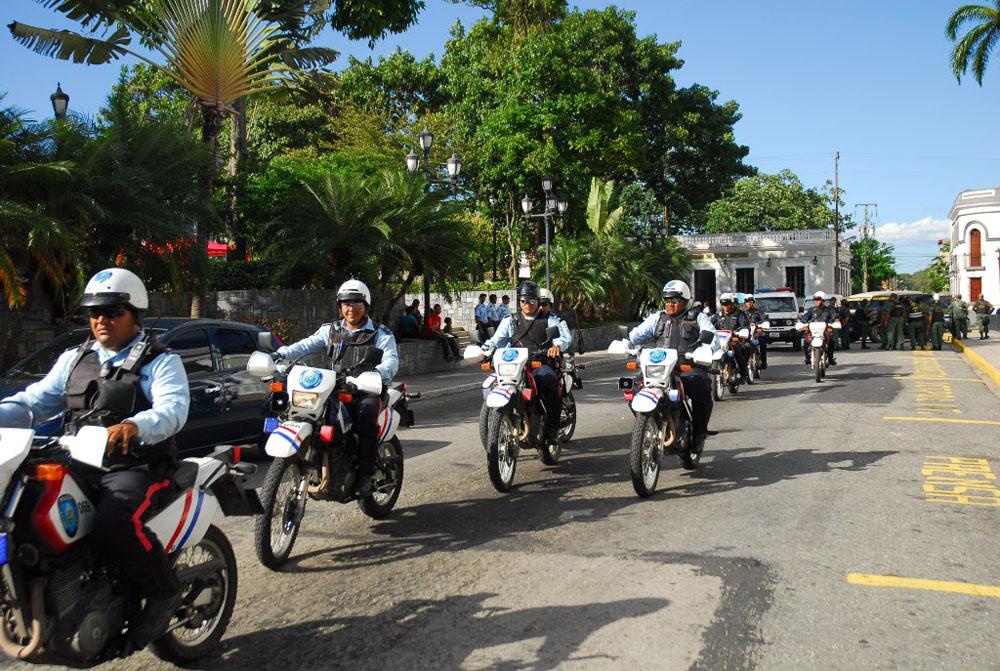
[446,153,462,179]
[521,195,533,215]
[50,82,69,119]
[418,127,434,152]
[521,178,569,290]
[405,150,420,175]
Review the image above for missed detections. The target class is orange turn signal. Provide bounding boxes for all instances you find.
[269,382,285,392]
[35,463,66,482]
[338,392,353,403]
[481,363,491,371]
[626,361,638,371]
[680,364,692,373]
[531,361,542,369]
[232,446,242,464]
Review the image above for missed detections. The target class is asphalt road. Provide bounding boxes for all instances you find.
[18,343,1000,670]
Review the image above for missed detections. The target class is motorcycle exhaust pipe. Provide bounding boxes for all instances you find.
[307,451,330,495]
[662,412,677,449]
[0,578,46,660]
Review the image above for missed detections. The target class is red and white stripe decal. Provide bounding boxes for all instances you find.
[164,490,194,553]
[131,479,172,553]
[377,406,393,442]
[275,424,304,446]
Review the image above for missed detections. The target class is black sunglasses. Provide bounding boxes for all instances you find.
[87,306,127,320]
[519,299,538,305]
[664,297,684,304]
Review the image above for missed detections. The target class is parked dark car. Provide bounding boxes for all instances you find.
[0,318,281,456]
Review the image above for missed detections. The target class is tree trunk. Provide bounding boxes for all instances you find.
[225,98,248,261]
[191,104,225,319]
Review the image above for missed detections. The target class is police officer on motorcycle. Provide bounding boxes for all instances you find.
[743,293,768,369]
[624,280,716,456]
[713,292,751,383]
[274,279,399,495]
[801,291,838,366]
[481,281,570,445]
[0,268,190,648]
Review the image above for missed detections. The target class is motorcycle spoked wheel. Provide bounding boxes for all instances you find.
[629,413,662,498]
[254,456,308,570]
[747,352,759,383]
[152,525,237,664]
[712,371,725,401]
[486,408,519,492]
[813,348,823,383]
[540,391,576,465]
[358,437,404,519]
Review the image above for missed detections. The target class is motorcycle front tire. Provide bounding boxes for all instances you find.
[255,456,307,570]
[486,408,518,492]
[813,348,823,382]
[629,413,661,498]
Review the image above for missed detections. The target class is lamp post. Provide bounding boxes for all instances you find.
[50,82,69,119]
[521,178,568,291]
[404,126,464,319]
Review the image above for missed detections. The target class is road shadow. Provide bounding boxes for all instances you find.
[660,446,897,500]
[204,593,670,670]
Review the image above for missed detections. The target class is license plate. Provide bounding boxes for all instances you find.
[263,417,279,434]
[0,533,8,566]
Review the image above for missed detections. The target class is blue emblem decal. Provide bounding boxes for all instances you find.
[649,349,667,364]
[94,270,113,282]
[299,369,323,389]
[502,349,518,362]
[58,494,79,537]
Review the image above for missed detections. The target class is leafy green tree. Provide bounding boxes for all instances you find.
[946,2,1000,85]
[850,238,897,293]
[703,170,833,233]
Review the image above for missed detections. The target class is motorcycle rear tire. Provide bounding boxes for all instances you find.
[152,525,237,664]
[629,413,661,498]
[556,391,577,444]
[679,415,700,470]
[486,408,518,492]
[358,436,404,519]
[255,457,306,570]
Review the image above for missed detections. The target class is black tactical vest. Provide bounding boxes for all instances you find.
[64,334,176,459]
[325,321,384,376]
[652,311,701,353]
[714,309,747,332]
[509,314,552,351]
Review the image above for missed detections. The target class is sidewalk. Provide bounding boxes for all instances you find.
[398,351,623,402]
[951,333,1000,389]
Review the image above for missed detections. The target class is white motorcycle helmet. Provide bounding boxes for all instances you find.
[813,291,826,300]
[336,279,372,306]
[81,268,148,310]
[744,294,756,303]
[719,292,736,305]
[538,288,554,305]
[662,280,691,302]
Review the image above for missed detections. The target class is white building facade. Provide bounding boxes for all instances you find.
[948,187,1000,303]
[677,230,852,307]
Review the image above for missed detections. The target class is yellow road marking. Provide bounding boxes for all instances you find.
[847,573,1000,598]
[892,376,985,383]
[884,416,1000,426]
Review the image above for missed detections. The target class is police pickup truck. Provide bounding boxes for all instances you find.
[754,288,802,350]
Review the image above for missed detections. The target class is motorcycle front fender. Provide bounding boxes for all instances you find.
[630,387,663,414]
[486,384,517,409]
[811,337,825,348]
[265,421,312,458]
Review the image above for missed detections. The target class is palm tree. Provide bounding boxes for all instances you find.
[539,236,608,310]
[946,2,1000,84]
[585,177,624,239]
[0,101,79,310]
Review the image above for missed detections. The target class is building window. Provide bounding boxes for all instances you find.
[969,228,982,267]
[785,266,805,297]
[736,268,755,294]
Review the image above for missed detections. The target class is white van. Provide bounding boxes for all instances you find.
[754,288,801,350]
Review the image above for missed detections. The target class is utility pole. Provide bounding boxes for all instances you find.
[833,151,840,294]
[854,203,878,291]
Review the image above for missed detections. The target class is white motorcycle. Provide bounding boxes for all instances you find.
[747,321,770,381]
[608,339,715,498]
[465,327,578,492]
[711,329,737,401]
[245,352,415,570]
[0,401,258,664]
[797,320,842,382]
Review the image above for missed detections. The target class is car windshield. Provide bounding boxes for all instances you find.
[756,297,797,313]
[2,328,167,379]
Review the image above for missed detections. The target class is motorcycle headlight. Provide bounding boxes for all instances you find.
[497,363,519,377]
[644,364,667,379]
[291,390,320,410]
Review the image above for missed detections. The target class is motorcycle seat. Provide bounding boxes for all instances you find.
[173,461,199,490]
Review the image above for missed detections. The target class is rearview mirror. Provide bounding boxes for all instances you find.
[546,325,560,340]
[247,351,276,377]
[617,325,630,337]
[258,331,274,351]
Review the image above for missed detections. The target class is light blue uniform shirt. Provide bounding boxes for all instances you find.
[0,333,190,445]
[495,303,512,321]
[278,318,399,383]
[483,313,571,351]
[474,302,490,325]
[627,310,717,348]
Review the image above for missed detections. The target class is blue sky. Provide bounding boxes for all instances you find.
[3,0,999,272]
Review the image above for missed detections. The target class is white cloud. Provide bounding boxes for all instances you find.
[871,217,951,243]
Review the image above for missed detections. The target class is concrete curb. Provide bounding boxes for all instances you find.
[409,357,623,403]
[952,339,1000,389]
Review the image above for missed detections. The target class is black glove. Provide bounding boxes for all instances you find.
[271,351,284,363]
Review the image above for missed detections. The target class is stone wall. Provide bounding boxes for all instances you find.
[0,299,66,367]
